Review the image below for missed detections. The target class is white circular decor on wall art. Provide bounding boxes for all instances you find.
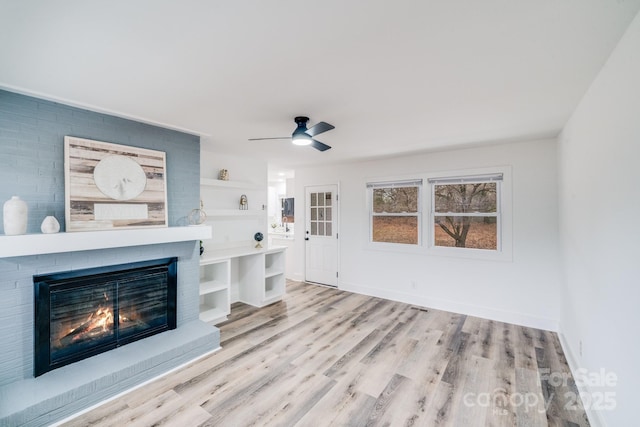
[93,155,147,200]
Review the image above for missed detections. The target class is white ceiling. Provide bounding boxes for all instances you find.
[1,1,639,169]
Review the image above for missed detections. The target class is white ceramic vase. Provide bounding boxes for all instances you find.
[3,196,28,235]
[41,216,60,234]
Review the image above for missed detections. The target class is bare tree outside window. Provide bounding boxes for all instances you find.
[373,187,418,213]
[371,185,420,245]
[433,182,498,249]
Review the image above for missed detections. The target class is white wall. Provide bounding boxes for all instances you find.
[267,181,285,220]
[294,138,562,330]
[557,12,640,427]
[200,151,268,250]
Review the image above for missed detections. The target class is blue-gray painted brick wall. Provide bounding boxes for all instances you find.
[0,89,200,233]
[0,90,207,387]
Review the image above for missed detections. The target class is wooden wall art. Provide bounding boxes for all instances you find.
[64,136,168,231]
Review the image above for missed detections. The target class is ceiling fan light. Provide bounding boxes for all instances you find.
[292,133,312,146]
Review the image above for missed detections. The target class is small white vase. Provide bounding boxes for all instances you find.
[3,196,28,236]
[41,216,60,234]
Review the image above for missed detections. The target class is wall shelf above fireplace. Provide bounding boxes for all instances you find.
[0,226,212,258]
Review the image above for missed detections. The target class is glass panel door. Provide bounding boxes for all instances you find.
[309,191,332,237]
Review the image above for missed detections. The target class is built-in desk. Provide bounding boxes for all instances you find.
[269,233,297,280]
[198,245,287,324]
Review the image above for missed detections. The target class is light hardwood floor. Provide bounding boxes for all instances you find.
[63,281,590,427]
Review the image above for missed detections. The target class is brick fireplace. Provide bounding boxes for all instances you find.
[0,90,219,426]
[0,236,218,426]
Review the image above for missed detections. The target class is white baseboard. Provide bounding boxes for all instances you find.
[288,272,304,281]
[557,330,606,427]
[339,281,559,332]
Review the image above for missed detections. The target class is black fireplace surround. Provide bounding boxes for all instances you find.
[33,257,177,377]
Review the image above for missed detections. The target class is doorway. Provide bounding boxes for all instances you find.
[305,185,338,286]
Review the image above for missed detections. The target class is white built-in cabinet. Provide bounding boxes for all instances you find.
[264,250,286,301]
[198,246,286,324]
[199,259,231,323]
[199,152,274,324]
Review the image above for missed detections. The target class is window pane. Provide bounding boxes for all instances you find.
[325,222,332,236]
[373,187,418,214]
[434,183,496,213]
[434,216,497,250]
[311,208,317,221]
[325,192,332,206]
[326,207,332,221]
[311,222,317,235]
[318,193,325,206]
[311,193,317,207]
[318,222,325,236]
[318,208,325,221]
[372,216,418,245]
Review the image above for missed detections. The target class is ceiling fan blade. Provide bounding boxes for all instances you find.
[248,137,290,141]
[305,121,334,137]
[311,139,331,151]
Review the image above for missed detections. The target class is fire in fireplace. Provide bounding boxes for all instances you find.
[33,257,177,377]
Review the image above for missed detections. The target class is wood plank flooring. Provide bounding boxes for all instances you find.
[62,281,590,427]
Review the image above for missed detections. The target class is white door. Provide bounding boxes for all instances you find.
[305,185,338,286]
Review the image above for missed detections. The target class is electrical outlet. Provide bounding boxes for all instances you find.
[579,340,583,357]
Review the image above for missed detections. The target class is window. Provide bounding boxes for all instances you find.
[368,179,422,245]
[309,191,332,236]
[429,174,502,251]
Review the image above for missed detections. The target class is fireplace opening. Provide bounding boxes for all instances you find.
[34,257,177,377]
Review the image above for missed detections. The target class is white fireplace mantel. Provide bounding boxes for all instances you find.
[0,226,212,258]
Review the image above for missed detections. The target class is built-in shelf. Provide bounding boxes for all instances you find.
[206,209,264,217]
[263,251,285,305]
[199,258,231,324]
[0,226,212,258]
[200,245,286,262]
[200,178,263,190]
[199,280,229,295]
[264,266,283,278]
[198,246,286,323]
[265,276,283,301]
[199,299,229,323]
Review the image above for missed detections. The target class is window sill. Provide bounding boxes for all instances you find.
[365,241,512,262]
[427,245,513,262]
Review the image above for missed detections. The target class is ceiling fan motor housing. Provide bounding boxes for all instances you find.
[292,116,312,144]
[294,116,309,126]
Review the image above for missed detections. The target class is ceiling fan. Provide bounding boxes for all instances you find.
[248,116,335,151]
